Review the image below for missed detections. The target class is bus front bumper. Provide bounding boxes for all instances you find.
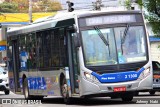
[79,73,152,96]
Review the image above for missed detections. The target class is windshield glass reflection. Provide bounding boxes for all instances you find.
[82,28,117,66]
[81,26,147,66]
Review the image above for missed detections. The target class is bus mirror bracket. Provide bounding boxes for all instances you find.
[68,24,77,33]
[73,33,81,48]
[73,24,77,33]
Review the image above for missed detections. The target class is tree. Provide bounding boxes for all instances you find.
[3,0,62,13]
[0,2,18,13]
[122,0,160,35]
[48,1,62,11]
[11,0,29,13]
[145,0,160,36]
[33,0,62,12]
[122,0,143,10]
[124,0,132,10]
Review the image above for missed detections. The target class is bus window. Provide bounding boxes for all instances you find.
[26,33,37,70]
[37,31,52,69]
[82,28,117,66]
[115,26,147,64]
[43,31,51,67]
[152,61,160,71]
[50,29,60,67]
[19,35,28,71]
[37,29,67,69]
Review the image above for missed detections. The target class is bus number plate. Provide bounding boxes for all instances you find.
[114,86,126,92]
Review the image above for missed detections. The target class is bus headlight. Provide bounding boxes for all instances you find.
[143,67,150,77]
[84,72,92,79]
[138,67,151,80]
[84,72,99,83]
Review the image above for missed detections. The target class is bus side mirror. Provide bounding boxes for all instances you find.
[68,24,77,33]
[73,33,81,48]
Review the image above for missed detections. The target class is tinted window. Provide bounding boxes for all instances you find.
[36,28,67,70]
[152,61,160,71]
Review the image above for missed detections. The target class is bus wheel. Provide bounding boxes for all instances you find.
[121,94,133,102]
[149,91,155,95]
[135,92,139,96]
[23,78,31,99]
[61,78,71,104]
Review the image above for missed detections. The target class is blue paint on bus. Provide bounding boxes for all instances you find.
[91,67,145,83]
[27,77,46,90]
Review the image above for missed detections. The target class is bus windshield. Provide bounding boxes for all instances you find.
[81,26,147,66]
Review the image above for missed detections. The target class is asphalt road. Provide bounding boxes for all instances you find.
[0,91,160,107]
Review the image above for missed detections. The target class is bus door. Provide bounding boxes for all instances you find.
[12,39,21,92]
[67,30,80,94]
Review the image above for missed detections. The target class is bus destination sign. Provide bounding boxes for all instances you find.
[85,15,136,26]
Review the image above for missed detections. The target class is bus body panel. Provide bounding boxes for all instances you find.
[10,70,66,96]
[7,10,153,100]
[78,47,153,97]
[79,73,152,96]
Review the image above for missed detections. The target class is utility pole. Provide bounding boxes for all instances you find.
[92,0,102,10]
[29,0,32,23]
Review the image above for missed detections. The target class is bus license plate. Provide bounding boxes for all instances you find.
[114,86,126,92]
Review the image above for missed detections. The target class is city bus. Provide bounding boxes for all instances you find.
[7,10,153,103]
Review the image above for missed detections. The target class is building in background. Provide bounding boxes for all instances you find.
[0,12,55,63]
[149,37,160,62]
[0,27,6,64]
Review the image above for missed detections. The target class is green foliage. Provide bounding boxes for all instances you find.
[1,0,62,13]
[144,0,160,35]
[0,2,18,13]
[122,0,160,35]
[136,0,143,9]
[124,0,131,10]
[123,0,143,10]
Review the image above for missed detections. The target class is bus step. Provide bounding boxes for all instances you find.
[72,93,80,97]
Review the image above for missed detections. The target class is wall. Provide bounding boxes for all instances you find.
[150,42,160,62]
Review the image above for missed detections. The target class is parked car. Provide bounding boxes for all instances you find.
[135,61,160,95]
[149,61,160,95]
[0,66,9,95]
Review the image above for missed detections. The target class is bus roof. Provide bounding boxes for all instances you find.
[33,10,142,23]
[7,10,142,36]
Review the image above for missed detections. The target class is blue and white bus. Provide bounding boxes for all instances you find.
[7,10,152,103]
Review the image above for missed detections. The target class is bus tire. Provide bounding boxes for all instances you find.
[34,96,44,100]
[23,78,31,100]
[135,92,139,96]
[121,94,133,102]
[61,77,71,104]
[149,91,155,95]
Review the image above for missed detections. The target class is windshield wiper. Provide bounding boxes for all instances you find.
[121,24,130,44]
[94,26,110,56]
[94,26,109,46]
[121,24,130,54]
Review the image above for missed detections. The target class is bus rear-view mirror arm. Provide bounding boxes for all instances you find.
[73,33,81,48]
